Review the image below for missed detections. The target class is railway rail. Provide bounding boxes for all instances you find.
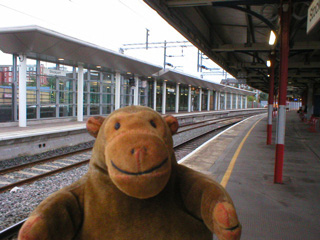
[0,112,263,239]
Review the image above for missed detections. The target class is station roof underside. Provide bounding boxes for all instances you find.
[143,0,320,95]
[0,25,254,96]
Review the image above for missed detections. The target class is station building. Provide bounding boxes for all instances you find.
[0,26,255,126]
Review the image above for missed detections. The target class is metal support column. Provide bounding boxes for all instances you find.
[199,88,202,111]
[267,53,276,145]
[36,60,41,119]
[207,90,211,111]
[12,54,18,121]
[188,85,192,112]
[175,83,179,113]
[77,65,84,121]
[162,81,167,114]
[153,79,157,111]
[18,54,27,127]
[274,2,291,184]
[115,72,121,110]
[134,76,139,105]
[216,91,219,110]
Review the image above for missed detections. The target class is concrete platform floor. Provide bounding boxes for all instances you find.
[181,111,320,240]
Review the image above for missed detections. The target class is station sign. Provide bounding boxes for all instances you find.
[43,68,67,76]
[307,0,320,34]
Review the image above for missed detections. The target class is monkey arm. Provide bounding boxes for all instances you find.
[18,186,83,240]
[177,165,241,240]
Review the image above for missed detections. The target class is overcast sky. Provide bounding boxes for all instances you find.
[0,0,225,82]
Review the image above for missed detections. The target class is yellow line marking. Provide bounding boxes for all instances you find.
[220,118,263,188]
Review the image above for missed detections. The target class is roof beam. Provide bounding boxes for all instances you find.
[167,0,280,8]
[212,41,320,52]
[231,61,320,69]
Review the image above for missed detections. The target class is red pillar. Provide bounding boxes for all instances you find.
[267,53,276,145]
[274,1,291,184]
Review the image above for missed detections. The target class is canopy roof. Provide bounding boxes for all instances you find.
[0,25,162,76]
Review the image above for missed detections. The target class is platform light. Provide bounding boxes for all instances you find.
[96,65,101,69]
[269,31,276,45]
[266,60,271,67]
[58,58,64,61]
[164,79,168,82]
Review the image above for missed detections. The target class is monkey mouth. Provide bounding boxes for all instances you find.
[111,158,168,176]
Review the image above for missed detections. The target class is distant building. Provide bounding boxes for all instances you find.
[0,64,48,85]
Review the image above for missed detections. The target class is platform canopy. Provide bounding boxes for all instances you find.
[0,25,162,76]
[157,68,255,95]
[143,0,320,95]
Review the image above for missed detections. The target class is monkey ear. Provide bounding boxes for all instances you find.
[86,116,105,138]
[164,115,179,135]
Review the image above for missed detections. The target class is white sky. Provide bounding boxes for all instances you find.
[0,0,226,83]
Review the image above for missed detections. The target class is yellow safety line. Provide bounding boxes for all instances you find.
[220,118,263,188]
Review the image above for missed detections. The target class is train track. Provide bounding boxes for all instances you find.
[0,114,254,239]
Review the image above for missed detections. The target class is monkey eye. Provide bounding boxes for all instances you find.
[150,120,156,128]
[114,122,120,130]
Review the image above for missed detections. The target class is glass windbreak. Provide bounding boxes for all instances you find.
[210,91,215,110]
[139,80,148,107]
[179,85,188,111]
[220,93,225,110]
[166,83,175,112]
[202,90,208,111]
[238,95,242,109]
[226,93,231,109]
[232,94,237,109]
[156,82,162,112]
[191,88,199,112]
[121,77,134,108]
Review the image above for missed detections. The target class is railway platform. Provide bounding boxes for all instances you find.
[180,111,320,240]
[0,109,266,163]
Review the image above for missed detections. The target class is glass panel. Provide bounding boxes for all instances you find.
[179,86,188,111]
[26,75,36,87]
[27,105,36,119]
[40,90,55,104]
[147,80,154,108]
[102,84,112,94]
[59,79,73,91]
[40,106,56,118]
[220,93,225,109]
[0,52,13,122]
[90,93,100,104]
[102,105,112,114]
[166,84,175,112]
[83,105,88,115]
[156,83,162,112]
[59,92,73,104]
[90,81,100,92]
[90,71,100,80]
[26,90,36,104]
[102,94,112,104]
[102,72,112,82]
[40,61,56,70]
[59,65,74,79]
[59,105,73,117]
[90,105,99,115]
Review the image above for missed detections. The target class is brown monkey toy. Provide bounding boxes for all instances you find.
[18,105,241,240]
